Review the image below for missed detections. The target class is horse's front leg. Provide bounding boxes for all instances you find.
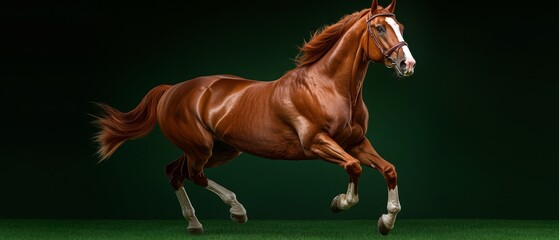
[304,133,362,212]
[348,138,401,236]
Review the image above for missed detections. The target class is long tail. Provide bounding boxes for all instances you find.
[93,85,171,162]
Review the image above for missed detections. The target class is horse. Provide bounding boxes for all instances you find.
[93,0,415,235]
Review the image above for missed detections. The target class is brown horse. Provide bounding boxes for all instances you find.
[93,0,415,235]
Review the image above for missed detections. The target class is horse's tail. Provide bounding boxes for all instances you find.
[93,85,171,162]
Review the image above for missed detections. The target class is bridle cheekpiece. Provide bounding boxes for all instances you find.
[366,12,407,62]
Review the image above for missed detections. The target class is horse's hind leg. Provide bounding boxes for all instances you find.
[161,114,216,233]
[206,179,248,223]
[167,140,247,229]
[165,155,203,234]
[203,143,248,223]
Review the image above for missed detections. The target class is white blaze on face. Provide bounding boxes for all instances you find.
[385,17,415,63]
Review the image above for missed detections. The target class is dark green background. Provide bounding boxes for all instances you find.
[1,0,557,220]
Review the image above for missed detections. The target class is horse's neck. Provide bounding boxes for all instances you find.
[308,17,370,106]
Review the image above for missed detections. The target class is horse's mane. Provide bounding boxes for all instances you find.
[296,9,369,67]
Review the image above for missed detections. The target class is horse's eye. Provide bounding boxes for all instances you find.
[376,26,384,33]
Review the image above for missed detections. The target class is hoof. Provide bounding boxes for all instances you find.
[377,216,391,236]
[330,195,343,213]
[230,213,248,223]
[187,227,204,234]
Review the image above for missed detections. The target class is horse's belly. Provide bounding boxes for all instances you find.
[234,138,309,160]
[217,119,309,160]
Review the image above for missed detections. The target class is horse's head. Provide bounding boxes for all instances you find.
[362,0,416,77]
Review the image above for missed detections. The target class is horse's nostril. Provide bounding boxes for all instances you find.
[399,60,407,70]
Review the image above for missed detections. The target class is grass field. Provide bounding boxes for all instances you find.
[1,219,557,240]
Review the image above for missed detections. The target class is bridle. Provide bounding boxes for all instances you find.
[366,12,407,63]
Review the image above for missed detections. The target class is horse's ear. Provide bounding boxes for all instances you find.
[370,0,378,12]
[386,0,396,13]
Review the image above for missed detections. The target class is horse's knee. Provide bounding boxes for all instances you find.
[384,165,397,180]
[383,164,398,189]
[345,160,362,176]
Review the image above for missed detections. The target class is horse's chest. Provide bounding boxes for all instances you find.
[331,123,364,147]
[321,103,367,147]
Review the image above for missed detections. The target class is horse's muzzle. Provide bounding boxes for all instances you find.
[395,58,415,77]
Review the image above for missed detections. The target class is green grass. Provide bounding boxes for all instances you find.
[1,219,557,240]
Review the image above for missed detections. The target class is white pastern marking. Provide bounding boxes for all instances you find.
[338,182,360,210]
[175,187,203,229]
[346,182,357,203]
[206,179,246,216]
[385,18,415,62]
[381,185,401,229]
[387,186,401,213]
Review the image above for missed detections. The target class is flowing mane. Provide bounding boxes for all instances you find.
[296,9,369,67]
